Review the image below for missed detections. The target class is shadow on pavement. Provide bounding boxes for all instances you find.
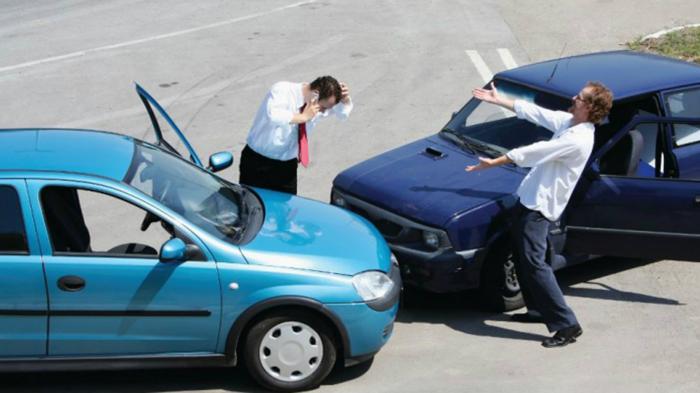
[2,357,373,393]
[397,256,683,341]
[2,366,263,393]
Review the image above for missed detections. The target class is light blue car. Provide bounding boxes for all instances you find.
[0,84,400,392]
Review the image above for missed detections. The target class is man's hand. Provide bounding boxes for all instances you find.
[301,102,320,122]
[472,82,515,111]
[466,155,513,172]
[340,82,351,104]
[465,157,496,172]
[472,82,501,105]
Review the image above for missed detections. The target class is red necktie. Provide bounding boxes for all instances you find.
[298,104,309,167]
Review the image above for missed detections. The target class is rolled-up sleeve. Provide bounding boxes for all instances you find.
[506,137,579,168]
[332,98,353,120]
[514,100,572,133]
[266,83,295,125]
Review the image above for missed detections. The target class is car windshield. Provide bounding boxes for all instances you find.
[123,142,263,245]
[442,79,570,155]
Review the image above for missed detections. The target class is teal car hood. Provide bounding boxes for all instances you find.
[239,188,392,276]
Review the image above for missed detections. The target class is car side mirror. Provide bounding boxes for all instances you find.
[208,151,233,172]
[159,238,200,263]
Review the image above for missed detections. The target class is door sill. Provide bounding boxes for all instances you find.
[0,353,231,372]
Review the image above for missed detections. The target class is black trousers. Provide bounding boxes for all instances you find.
[239,145,299,195]
[511,202,578,332]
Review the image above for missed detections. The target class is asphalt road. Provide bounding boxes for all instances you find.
[1,1,699,392]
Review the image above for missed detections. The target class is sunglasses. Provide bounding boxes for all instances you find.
[573,93,589,103]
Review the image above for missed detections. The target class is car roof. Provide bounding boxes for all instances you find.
[496,50,700,101]
[0,129,135,181]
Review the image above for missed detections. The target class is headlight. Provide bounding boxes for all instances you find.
[331,190,347,208]
[423,230,441,249]
[352,271,395,302]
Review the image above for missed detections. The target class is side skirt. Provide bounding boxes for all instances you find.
[0,353,232,373]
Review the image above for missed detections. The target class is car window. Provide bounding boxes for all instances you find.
[124,142,264,245]
[0,186,28,254]
[40,186,203,259]
[665,88,700,147]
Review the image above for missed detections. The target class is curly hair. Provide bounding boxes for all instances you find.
[310,75,342,104]
[583,81,613,124]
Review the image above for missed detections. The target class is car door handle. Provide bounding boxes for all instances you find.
[695,196,700,205]
[57,275,86,292]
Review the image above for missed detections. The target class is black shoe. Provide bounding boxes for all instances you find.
[510,312,544,323]
[541,325,583,348]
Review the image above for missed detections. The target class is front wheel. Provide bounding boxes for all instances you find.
[478,246,525,312]
[243,310,337,392]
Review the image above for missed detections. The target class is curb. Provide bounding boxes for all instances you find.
[642,23,700,41]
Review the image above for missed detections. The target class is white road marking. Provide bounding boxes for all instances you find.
[465,50,493,84]
[0,0,317,74]
[497,48,518,69]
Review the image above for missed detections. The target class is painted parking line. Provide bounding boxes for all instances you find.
[497,48,518,70]
[0,0,317,74]
[465,50,494,85]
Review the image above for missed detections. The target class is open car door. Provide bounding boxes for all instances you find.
[565,115,700,262]
[136,83,203,167]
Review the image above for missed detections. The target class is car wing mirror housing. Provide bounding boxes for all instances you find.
[208,151,233,172]
[159,238,200,262]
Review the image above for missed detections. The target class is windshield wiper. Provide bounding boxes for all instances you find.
[440,128,476,154]
[441,128,502,157]
[460,135,502,157]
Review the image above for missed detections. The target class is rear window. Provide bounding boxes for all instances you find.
[0,186,29,254]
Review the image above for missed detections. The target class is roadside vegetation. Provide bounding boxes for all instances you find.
[627,25,700,64]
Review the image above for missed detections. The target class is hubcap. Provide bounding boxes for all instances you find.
[259,321,323,382]
[504,256,521,293]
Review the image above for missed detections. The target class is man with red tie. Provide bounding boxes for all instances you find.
[239,76,352,195]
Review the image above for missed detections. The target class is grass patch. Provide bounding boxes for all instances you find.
[627,25,700,63]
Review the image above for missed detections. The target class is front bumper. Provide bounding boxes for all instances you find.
[328,262,400,365]
[331,188,485,293]
[391,244,485,293]
[326,301,398,365]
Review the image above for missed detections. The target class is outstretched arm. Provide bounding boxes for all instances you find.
[465,155,513,172]
[472,82,515,112]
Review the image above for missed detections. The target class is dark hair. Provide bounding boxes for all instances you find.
[584,81,613,124]
[310,76,342,104]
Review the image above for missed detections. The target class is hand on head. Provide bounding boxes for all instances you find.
[340,82,351,104]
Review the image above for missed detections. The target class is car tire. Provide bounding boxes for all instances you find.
[243,309,337,392]
[478,245,525,312]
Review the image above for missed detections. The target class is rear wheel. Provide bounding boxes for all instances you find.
[243,310,337,392]
[478,245,525,311]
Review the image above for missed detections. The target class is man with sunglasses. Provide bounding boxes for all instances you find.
[466,81,613,348]
[239,76,352,195]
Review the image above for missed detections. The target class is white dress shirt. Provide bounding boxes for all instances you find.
[505,100,595,221]
[246,81,353,161]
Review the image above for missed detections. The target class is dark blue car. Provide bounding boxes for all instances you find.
[332,51,700,310]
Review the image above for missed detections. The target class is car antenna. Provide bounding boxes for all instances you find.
[547,42,567,84]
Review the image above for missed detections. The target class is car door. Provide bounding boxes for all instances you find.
[0,180,48,357]
[136,83,204,167]
[565,115,700,261]
[27,179,222,357]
